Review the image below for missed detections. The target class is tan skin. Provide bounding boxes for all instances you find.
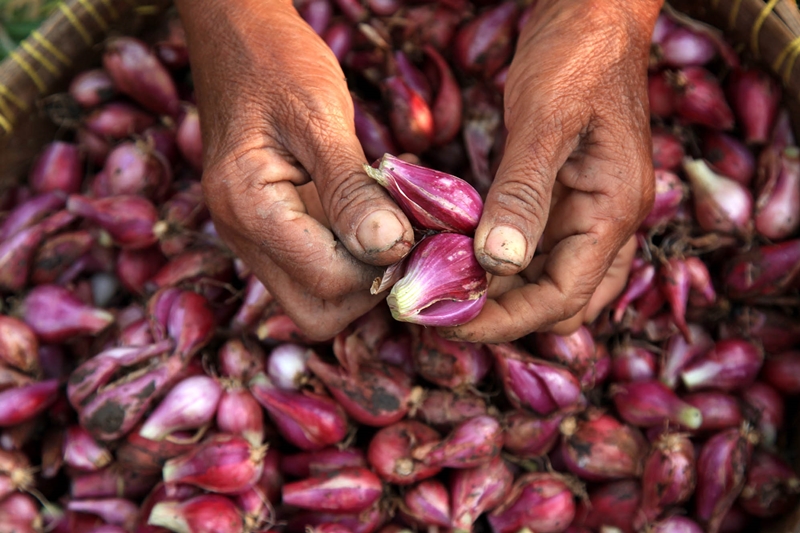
[175,0,662,342]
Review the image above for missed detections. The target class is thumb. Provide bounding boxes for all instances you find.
[475,94,588,276]
[286,92,415,267]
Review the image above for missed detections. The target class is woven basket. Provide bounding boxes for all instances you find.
[0,0,798,531]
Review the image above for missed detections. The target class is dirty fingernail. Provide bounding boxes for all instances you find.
[482,226,527,268]
[357,210,407,253]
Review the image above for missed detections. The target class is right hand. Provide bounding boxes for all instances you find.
[175,0,415,340]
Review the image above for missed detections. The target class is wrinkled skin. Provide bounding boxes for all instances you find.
[176,0,660,342]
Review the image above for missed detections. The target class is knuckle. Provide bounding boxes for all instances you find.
[491,175,549,229]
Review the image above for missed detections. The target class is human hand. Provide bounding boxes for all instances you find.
[175,0,414,340]
[442,0,662,342]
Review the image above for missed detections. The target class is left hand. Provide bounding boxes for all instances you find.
[441,0,661,342]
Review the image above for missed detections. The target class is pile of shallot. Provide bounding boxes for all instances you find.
[0,3,797,533]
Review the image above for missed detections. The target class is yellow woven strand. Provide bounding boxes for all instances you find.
[135,5,160,15]
[31,31,72,66]
[773,34,800,73]
[751,0,781,58]
[728,0,745,30]
[98,0,119,19]
[779,37,800,85]
[77,0,109,30]
[0,112,15,134]
[8,51,47,93]
[20,41,60,76]
[0,94,15,119]
[59,3,93,45]
[0,85,27,111]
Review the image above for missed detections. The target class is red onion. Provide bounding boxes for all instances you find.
[284,502,385,533]
[652,128,685,170]
[658,25,716,67]
[30,230,95,285]
[365,153,483,234]
[0,191,65,242]
[146,247,233,293]
[650,516,704,533]
[490,342,582,415]
[683,158,753,235]
[63,425,113,471]
[139,375,222,440]
[649,71,676,118]
[394,50,432,104]
[611,343,657,382]
[424,45,463,146]
[367,0,401,16]
[69,69,115,108]
[307,354,412,427]
[298,0,332,35]
[166,289,216,360]
[658,258,693,342]
[249,373,348,451]
[726,68,781,145]
[79,355,186,441]
[116,246,167,294]
[67,498,138,530]
[702,131,755,186]
[281,447,367,478]
[502,409,567,458]
[70,465,160,499]
[695,425,757,533]
[487,472,577,533]
[642,170,686,229]
[762,351,800,395]
[636,433,696,526]
[230,275,273,332]
[401,5,463,51]
[148,494,244,533]
[410,414,502,468]
[0,316,38,374]
[84,101,156,139]
[218,338,266,383]
[176,105,203,171]
[683,392,744,432]
[559,411,646,481]
[672,67,735,129]
[282,467,382,513]
[95,140,171,200]
[353,97,398,162]
[462,85,502,194]
[367,420,441,485]
[685,256,716,305]
[613,263,656,322]
[741,382,783,447]
[411,389,488,429]
[453,2,518,78]
[612,380,703,429]
[411,326,490,389]
[67,194,158,250]
[216,388,265,446]
[28,141,83,194]
[401,478,451,527]
[67,341,174,408]
[103,37,180,117]
[21,284,114,343]
[0,379,59,427]
[576,479,641,533]
[155,40,190,70]
[738,449,800,517]
[383,76,434,154]
[723,239,800,298]
[163,434,266,494]
[754,145,800,240]
[533,325,597,376]
[450,455,513,530]
[0,210,75,292]
[257,312,320,344]
[680,338,762,392]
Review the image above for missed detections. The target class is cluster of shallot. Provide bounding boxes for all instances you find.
[0,3,797,533]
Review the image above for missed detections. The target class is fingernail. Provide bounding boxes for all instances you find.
[482,226,527,268]
[357,210,407,253]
